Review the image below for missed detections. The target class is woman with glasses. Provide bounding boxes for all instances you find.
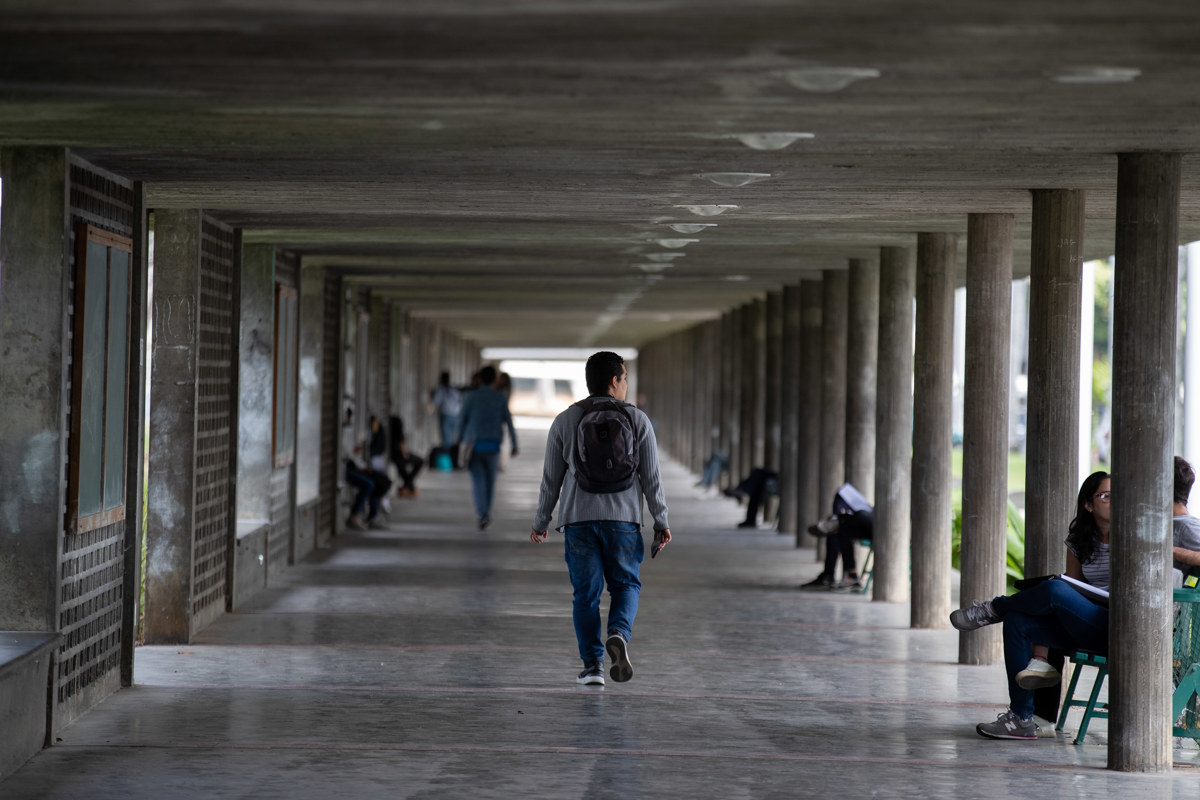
[950,470,1111,740]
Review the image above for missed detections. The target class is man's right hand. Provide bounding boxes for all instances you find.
[530,528,548,543]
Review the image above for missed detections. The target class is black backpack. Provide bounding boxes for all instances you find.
[572,398,639,493]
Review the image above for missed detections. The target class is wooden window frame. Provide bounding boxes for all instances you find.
[68,223,133,534]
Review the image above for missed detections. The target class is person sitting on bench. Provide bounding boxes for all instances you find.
[800,482,873,592]
[723,467,778,529]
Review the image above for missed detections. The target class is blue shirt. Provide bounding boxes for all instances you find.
[456,385,517,451]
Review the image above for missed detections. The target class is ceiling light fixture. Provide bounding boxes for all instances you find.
[657,238,700,248]
[724,275,750,282]
[666,222,717,234]
[1048,66,1140,84]
[695,172,771,187]
[725,132,814,150]
[644,252,686,262]
[784,67,880,92]
[635,263,671,273]
[675,204,739,216]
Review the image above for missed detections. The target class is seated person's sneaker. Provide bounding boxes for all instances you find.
[800,574,833,591]
[976,709,1037,740]
[1015,658,1061,690]
[576,661,604,686]
[950,600,1001,631]
[806,515,839,537]
[832,575,864,592]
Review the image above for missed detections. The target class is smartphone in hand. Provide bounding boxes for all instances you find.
[651,536,664,558]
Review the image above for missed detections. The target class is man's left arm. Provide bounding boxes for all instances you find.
[1175,546,1200,567]
[636,413,669,533]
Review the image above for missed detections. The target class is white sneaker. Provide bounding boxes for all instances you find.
[1015,658,1061,690]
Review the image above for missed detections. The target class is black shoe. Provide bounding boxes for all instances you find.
[478,516,490,530]
[577,661,605,686]
[800,575,833,591]
[605,634,633,683]
[723,487,747,504]
[737,520,758,529]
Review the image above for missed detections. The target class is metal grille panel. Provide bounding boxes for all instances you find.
[268,467,292,573]
[57,524,124,704]
[191,218,235,633]
[57,158,136,714]
[318,274,340,543]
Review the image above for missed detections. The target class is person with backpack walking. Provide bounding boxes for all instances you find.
[530,351,671,687]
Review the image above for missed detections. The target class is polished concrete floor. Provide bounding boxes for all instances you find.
[5,424,1199,799]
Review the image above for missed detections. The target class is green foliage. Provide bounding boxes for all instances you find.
[1092,357,1111,410]
[951,499,1026,593]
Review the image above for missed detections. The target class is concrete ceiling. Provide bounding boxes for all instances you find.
[4,0,1200,348]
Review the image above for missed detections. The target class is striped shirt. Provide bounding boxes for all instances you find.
[533,397,669,533]
[1068,539,1110,590]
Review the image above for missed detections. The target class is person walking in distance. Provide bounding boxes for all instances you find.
[456,364,518,529]
[530,351,671,687]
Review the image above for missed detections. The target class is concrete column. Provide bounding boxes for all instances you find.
[765,290,784,472]
[1025,190,1084,578]
[1109,152,1181,773]
[145,209,204,643]
[723,307,743,484]
[1186,243,1200,467]
[755,299,768,470]
[873,247,916,602]
[797,280,823,549]
[911,233,957,628]
[958,213,1014,664]
[0,147,70,630]
[237,243,276,523]
[704,319,722,476]
[819,272,849,537]
[297,263,324,504]
[739,300,764,481]
[779,285,803,533]
[846,259,879,499]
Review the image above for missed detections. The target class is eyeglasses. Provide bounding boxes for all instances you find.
[1093,491,1112,503]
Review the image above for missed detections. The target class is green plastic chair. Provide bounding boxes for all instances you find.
[1055,587,1200,744]
[1055,651,1109,744]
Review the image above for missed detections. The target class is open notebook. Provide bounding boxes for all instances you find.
[1057,574,1110,606]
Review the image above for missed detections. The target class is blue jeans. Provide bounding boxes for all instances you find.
[439,413,458,449]
[564,521,644,663]
[344,464,377,519]
[992,579,1109,719]
[467,450,499,518]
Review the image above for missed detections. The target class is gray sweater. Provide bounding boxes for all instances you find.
[533,397,669,533]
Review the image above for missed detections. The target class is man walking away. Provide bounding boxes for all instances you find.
[530,351,671,687]
[457,365,518,529]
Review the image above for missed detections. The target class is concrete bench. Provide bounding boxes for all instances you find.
[0,632,60,779]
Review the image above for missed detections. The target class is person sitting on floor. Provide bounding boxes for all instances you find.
[388,414,424,497]
[695,450,729,490]
[799,482,873,592]
[723,467,778,529]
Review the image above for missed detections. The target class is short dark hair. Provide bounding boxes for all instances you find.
[478,365,497,386]
[585,351,625,396]
[1176,456,1196,506]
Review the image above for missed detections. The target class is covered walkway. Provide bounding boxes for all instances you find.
[3,425,1193,798]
